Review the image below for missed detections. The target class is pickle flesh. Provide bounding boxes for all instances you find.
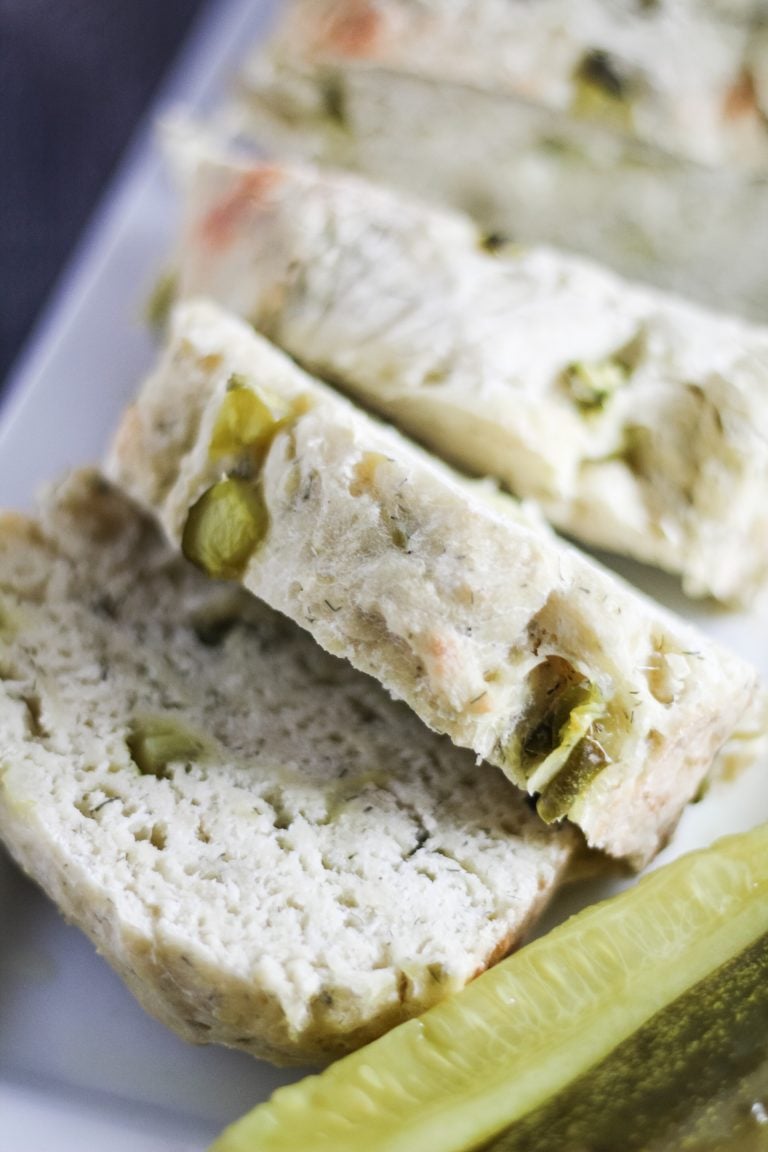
[211,823,768,1152]
[127,715,206,778]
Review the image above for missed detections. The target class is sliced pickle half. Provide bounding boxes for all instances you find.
[211,823,768,1152]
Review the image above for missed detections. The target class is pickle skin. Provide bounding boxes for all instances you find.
[487,930,768,1151]
[536,733,609,823]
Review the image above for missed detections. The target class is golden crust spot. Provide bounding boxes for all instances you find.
[724,68,759,120]
[319,0,383,58]
[197,167,283,251]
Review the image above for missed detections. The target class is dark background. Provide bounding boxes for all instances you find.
[0,0,206,389]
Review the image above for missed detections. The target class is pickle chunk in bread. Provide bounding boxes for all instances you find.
[0,472,573,1065]
[107,300,760,867]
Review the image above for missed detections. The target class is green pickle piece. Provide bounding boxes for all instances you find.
[209,376,292,463]
[508,656,607,812]
[562,357,628,412]
[127,715,206,777]
[516,657,594,769]
[182,478,268,580]
[145,271,177,333]
[571,48,635,132]
[210,823,768,1152]
[536,732,609,823]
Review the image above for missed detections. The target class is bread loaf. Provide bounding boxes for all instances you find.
[170,154,768,605]
[226,4,768,318]
[246,0,768,168]
[108,300,760,867]
[0,471,573,1065]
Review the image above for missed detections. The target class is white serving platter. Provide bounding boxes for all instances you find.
[0,0,766,1148]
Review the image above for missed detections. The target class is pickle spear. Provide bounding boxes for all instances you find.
[211,823,768,1152]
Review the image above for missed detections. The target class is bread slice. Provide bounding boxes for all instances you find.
[226,8,768,320]
[247,0,767,168]
[107,299,761,867]
[0,471,574,1066]
[169,153,768,606]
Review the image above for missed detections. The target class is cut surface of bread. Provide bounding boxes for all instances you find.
[0,471,574,1066]
[169,154,768,606]
[107,300,760,867]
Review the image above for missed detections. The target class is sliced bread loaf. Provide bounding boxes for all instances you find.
[107,299,761,867]
[247,0,768,168]
[169,154,768,605]
[0,471,573,1065]
[226,9,768,321]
